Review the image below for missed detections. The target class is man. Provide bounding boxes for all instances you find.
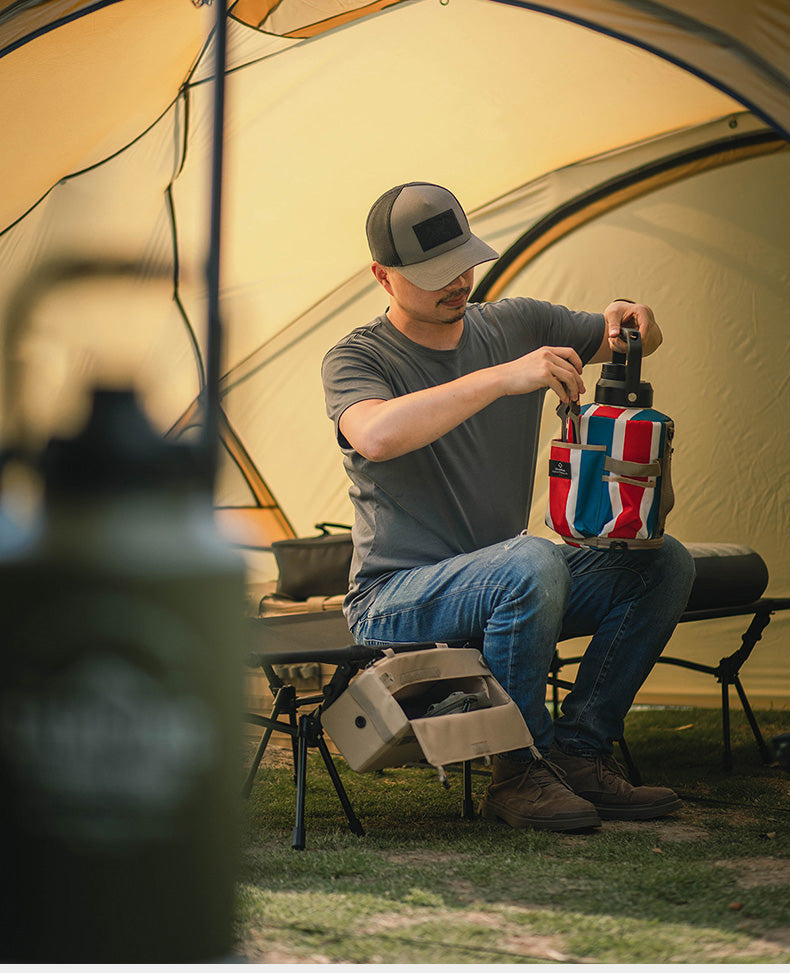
[321,181,695,832]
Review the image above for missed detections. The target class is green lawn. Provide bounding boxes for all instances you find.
[235,706,790,964]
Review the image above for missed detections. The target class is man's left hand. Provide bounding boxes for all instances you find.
[603,300,663,357]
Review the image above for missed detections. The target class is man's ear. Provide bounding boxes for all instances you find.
[371,262,393,294]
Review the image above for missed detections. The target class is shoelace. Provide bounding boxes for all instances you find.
[594,754,630,786]
[516,758,572,792]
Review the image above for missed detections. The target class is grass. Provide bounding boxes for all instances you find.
[234,706,790,964]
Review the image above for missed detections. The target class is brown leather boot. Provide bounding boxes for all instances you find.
[479,755,601,832]
[550,746,681,820]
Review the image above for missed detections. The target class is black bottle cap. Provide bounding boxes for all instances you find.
[42,387,206,495]
[594,330,653,408]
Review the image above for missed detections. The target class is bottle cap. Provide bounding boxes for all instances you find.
[42,388,205,495]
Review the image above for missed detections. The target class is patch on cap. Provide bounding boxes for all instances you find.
[413,208,464,252]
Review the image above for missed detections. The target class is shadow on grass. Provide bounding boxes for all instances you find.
[236,707,790,963]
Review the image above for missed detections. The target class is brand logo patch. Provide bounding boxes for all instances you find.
[549,459,571,479]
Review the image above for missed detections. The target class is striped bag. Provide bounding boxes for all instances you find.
[546,400,675,549]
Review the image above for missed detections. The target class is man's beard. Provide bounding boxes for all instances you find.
[437,289,469,323]
[443,307,466,324]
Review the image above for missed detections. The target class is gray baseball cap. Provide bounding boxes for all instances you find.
[366,182,499,291]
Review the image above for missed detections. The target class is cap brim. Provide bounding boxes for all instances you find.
[396,234,499,291]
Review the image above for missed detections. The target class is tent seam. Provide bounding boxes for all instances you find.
[0,0,124,60]
[166,181,206,393]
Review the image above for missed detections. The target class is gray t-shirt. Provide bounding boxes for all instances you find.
[321,296,604,625]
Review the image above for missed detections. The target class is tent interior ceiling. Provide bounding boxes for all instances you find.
[0,0,788,705]
[179,0,746,374]
[0,0,212,233]
[499,0,790,139]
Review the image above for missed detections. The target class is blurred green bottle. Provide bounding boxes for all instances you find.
[0,388,246,962]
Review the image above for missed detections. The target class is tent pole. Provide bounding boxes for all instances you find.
[204,0,228,489]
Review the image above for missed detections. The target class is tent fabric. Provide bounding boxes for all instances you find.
[498,0,790,140]
[231,0,407,37]
[0,0,788,705]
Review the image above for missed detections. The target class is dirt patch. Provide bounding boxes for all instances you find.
[384,848,467,865]
[606,819,710,841]
[706,931,790,961]
[498,931,572,962]
[716,856,790,889]
[239,935,331,964]
[361,908,572,962]
[553,818,709,848]
[759,927,790,949]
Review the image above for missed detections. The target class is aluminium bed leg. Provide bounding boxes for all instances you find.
[292,715,310,850]
[316,732,365,837]
[242,685,294,798]
[290,712,365,846]
[721,679,733,772]
[288,700,300,783]
[732,675,773,764]
[717,606,774,770]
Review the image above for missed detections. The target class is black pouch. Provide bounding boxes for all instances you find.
[271,522,352,600]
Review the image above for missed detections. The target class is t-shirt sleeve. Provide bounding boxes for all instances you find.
[553,304,605,365]
[511,298,605,364]
[321,338,394,448]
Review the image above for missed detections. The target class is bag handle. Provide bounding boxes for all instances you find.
[314,522,352,535]
[613,328,643,405]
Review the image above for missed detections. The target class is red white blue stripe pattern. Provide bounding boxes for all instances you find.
[547,403,672,545]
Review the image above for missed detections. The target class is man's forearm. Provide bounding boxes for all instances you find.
[341,342,589,461]
[340,367,505,462]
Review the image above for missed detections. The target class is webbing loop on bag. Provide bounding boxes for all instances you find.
[603,456,661,478]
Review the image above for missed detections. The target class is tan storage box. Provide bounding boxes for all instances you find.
[322,646,532,773]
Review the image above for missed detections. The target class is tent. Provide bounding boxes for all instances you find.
[1,0,788,707]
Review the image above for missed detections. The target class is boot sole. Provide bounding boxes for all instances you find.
[593,797,683,821]
[479,800,601,832]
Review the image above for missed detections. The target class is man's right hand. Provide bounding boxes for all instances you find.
[499,346,586,404]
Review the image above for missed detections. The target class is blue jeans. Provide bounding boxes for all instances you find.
[350,534,695,759]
